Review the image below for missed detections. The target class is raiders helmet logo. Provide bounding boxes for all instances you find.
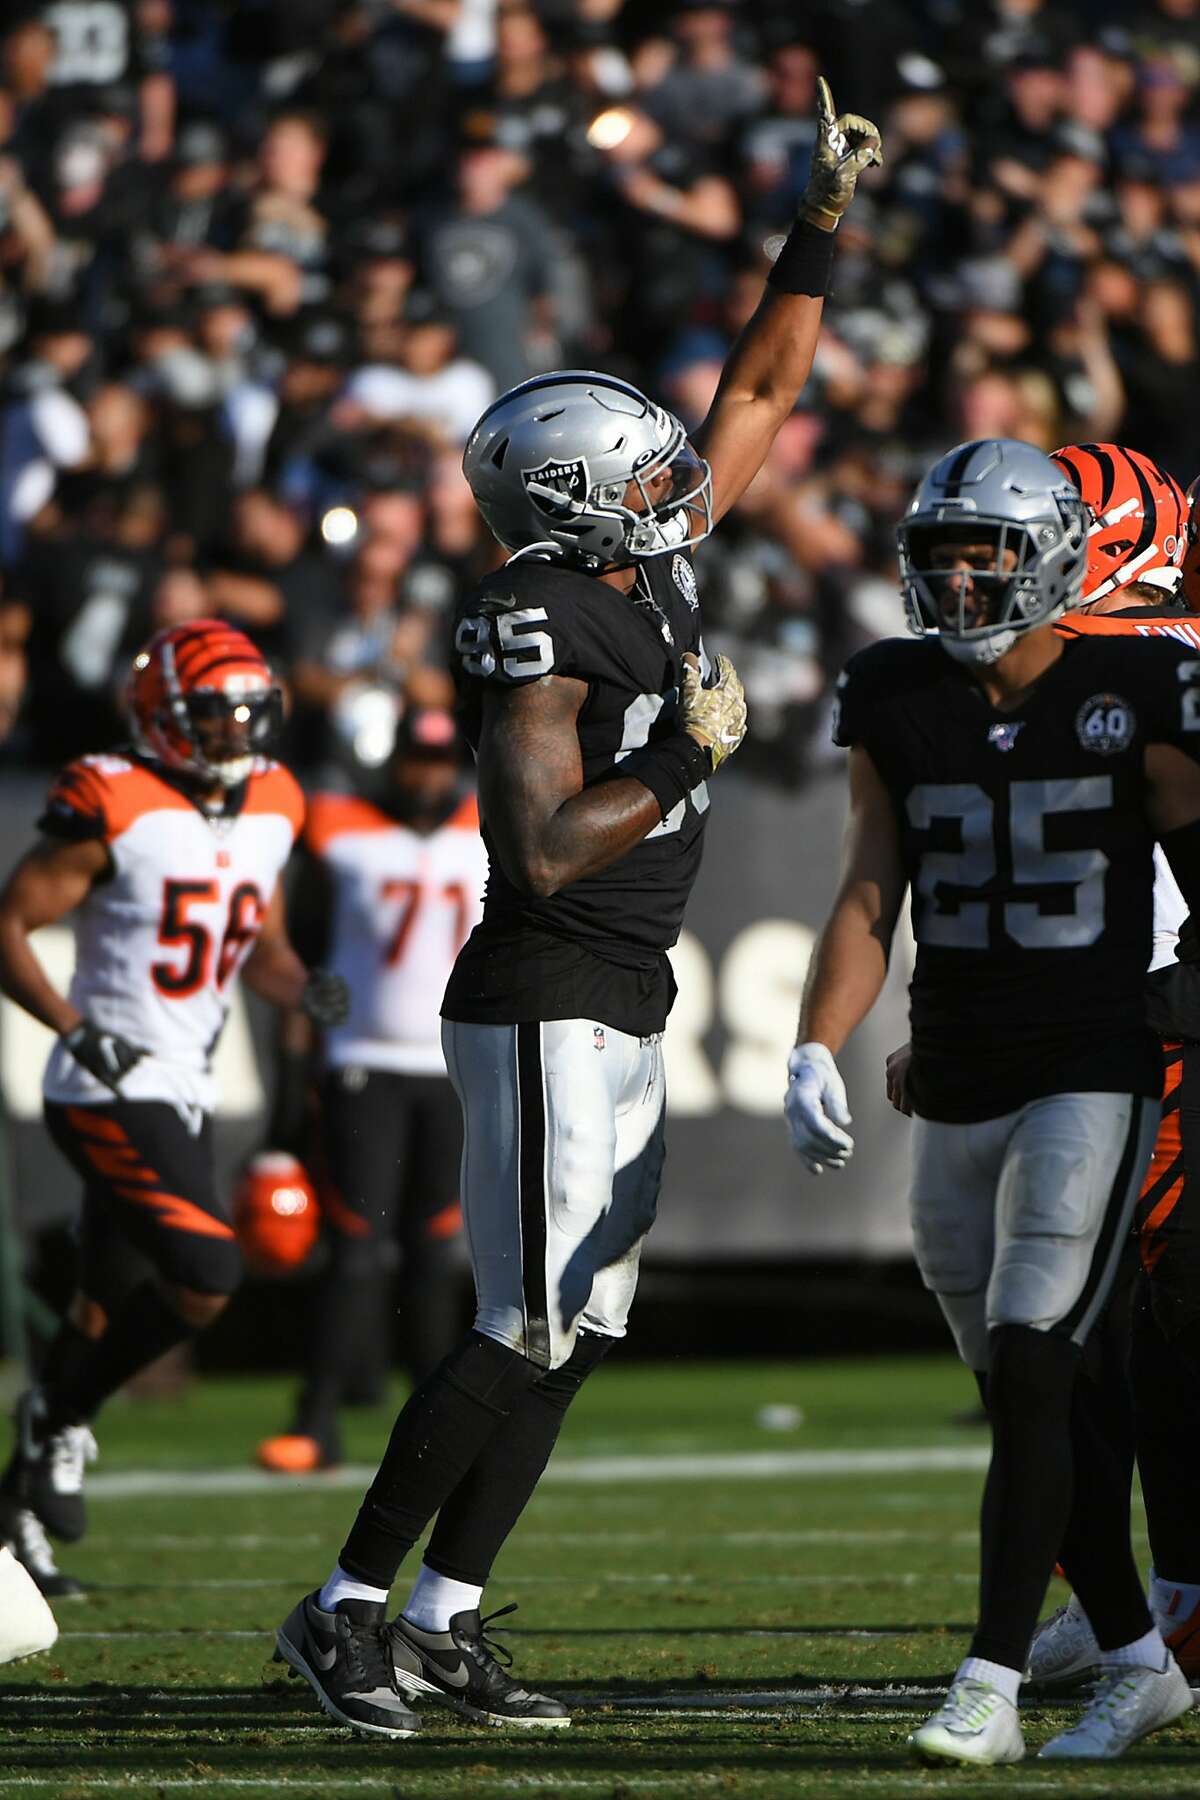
[522,456,590,517]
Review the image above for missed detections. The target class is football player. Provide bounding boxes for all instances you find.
[274,80,882,1740]
[0,620,349,1589]
[787,438,1200,1763]
[258,705,485,1472]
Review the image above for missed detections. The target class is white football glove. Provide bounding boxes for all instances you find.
[785,1042,854,1174]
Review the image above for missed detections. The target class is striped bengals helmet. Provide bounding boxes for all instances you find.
[1051,442,1187,607]
[127,620,282,789]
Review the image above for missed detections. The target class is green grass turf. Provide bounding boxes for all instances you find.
[4,1354,1200,1798]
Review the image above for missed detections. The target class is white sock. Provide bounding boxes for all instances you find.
[403,1564,484,1633]
[958,1656,1021,1705]
[1101,1624,1168,1673]
[318,1563,389,1613]
[1150,1569,1200,1631]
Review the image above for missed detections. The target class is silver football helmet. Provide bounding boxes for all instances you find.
[898,438,1089,666]
[462,371,714,570]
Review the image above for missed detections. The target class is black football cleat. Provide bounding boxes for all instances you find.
[1,1390,96,1543]
[388,1603,571,1727]
[2,1500,86,1598]
[275,1591,420,1738]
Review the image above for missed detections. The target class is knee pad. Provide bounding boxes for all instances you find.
[534,1330,613,1414]
[177,1234,243,1300]
[442,1329,541,1415]
[986,1323,1079,1419]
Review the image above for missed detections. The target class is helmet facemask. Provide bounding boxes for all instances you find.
[522,428,713,567]
[178,683,284,788]
[899,495,1088,666]
[592,433,714,561]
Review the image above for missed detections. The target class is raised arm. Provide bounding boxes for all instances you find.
[785,745,907,1172]
[695,79,881,523]
[478,652,747,898]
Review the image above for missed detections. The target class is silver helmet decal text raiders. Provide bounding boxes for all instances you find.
[462,371,714,570]
[898,438,1089,667]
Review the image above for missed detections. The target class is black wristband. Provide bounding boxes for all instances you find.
[625,732,710,819]
[766,217,836,297]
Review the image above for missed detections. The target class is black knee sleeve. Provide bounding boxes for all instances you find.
[442,1330,542,1415]
[535,1330,614,1413]
[339,1329,542,1588]
[970,1325,1082,1671]
[180,1235,243,1299]
[987,1323,1079,1417]
[422,1331,614,1588]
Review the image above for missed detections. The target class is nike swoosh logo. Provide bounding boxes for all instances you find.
[312,1642,338,1672]
[431,1656,470,1688]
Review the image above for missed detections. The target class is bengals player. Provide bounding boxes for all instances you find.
[0,620,348,1581]
[259,706,484,1473]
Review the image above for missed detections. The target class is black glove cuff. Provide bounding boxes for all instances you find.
[766,218,837,297]
[625,732,710,819]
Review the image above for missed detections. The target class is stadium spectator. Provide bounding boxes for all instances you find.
[0,0,1196,790]
[417,130,557,390]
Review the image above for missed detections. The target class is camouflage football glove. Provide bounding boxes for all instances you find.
[300,969,351,1027]
[801,77,883,233]
[62,1019,146,1093]
[680,651,747,773]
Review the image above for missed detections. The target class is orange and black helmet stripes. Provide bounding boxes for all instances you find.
[126,620,281,788]
[1051,442,1187,606]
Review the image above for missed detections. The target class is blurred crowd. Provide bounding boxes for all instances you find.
[0,0,1196,786]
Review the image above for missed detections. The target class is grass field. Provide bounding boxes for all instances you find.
[4,1353,1200,1800]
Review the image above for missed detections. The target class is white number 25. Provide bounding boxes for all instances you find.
[455,607,555,680]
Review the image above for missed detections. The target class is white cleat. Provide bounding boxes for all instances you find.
[1039,1656,1193,1759]
[908,1679,1025,1765]
[1026,1594,1101,1686]
[0,1544,58,1665]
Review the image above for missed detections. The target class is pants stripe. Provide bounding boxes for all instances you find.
[1059,1096,1149,1343]
[515,1022,550,1365]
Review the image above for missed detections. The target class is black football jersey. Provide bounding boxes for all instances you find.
[834,634,1200,1123]
[443,550,709,1035]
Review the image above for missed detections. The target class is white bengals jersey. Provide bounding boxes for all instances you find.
[306,791,486,1076]
[40,752,305,1112]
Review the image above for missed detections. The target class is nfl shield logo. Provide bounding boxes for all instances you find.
[593,1025,606,1052]
[672,553,699,609]
[987,722,1024,752]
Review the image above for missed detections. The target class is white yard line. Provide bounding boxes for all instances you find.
[0,1780,738,1794]
[85,1445,989,1501]
[82,1569,976,1591]
[80,1534,325,1551]
[53,1625,931,1641]
[76,1528,973,1551]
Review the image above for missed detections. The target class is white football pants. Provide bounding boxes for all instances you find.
[910,1091,1159,1373]
[442,1017,666,1370]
